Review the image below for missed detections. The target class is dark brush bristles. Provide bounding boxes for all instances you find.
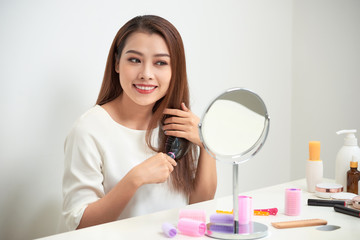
[165,136,189,161]
[165,136,176,153]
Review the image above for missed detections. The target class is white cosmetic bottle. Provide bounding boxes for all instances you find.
[306,141,323,193]
[335,130,360,191]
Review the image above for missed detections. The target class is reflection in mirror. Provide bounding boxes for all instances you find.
[199,88,270,239]
[202,99,265,156]
[199,88,269,164]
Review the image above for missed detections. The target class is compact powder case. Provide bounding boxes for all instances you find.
[315,183,343,199]
[353,196,360,210]
[331,192,357,204]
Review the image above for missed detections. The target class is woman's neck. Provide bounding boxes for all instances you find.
[104,94,154,130]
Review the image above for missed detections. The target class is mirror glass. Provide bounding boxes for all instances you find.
[199,88,270,164]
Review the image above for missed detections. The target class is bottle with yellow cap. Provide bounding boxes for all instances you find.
[306,141,323,192]
[346,156,360,194]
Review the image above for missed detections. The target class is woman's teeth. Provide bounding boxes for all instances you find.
[135,85,156,90]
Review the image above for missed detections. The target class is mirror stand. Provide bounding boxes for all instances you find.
[205,164,268,239]
[199,88,270,239]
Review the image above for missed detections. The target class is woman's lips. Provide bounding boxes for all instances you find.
[134,84,157,94]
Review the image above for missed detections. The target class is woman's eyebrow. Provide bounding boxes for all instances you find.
[125,50,170,58]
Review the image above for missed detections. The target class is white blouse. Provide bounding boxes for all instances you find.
[61,105,187,231]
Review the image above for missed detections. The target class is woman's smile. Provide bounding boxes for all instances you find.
[133,84,158,94]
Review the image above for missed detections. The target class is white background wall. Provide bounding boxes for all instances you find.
[0,0,357,239]
[291,0,360,180]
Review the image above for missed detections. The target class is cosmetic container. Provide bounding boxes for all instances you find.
[306,141,323,192]
[346,156,360,194]
[315,183,343,199]
[352,195,360,210]
[335,130,360,191]
[330,192,357,204]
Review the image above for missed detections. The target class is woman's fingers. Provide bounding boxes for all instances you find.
[181,102,190,112]
[136,153,177,184]
[163,108,188,118]
[163,103,202,146]
[167,154,177,166]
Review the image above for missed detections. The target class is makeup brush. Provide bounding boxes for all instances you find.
[165,136,188,160]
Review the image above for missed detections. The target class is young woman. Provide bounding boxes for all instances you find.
[62,15,217,231]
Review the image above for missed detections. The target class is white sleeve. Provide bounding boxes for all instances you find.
[62,124,104,231]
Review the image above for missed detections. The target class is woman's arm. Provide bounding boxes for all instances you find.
[163,103,217,204]
[77,152,176,229]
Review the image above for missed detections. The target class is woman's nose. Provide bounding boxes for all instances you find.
[139,63,154,80]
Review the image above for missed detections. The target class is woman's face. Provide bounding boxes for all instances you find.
[116,32,172,108]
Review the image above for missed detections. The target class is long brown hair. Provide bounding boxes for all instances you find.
[96,15,197,196]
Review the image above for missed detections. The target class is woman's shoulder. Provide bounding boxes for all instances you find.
[68,105,109,137]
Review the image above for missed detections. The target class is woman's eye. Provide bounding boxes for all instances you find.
[129,58,140,63]
[156,61,168,66]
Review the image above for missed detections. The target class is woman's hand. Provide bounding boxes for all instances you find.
[163,103,202,147]
[132,153,177,185]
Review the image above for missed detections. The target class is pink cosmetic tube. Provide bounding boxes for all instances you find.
[162,222,177,238]
[179,209,206,223]
[238,196,252,225]
[210,213,234,225]
[177,218,206,237]
[285,188,302,216]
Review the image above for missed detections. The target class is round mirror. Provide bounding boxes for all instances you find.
[199,88,270,164]
[199,88,270,239]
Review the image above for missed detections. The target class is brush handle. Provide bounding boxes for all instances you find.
[271,219,327,229]
[167,152,175,159]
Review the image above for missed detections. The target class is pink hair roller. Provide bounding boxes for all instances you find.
[162,222,177,238]
[177,218,206,237]
[285,188,302,216]
[238,196,252,225]
[179,209,206,223]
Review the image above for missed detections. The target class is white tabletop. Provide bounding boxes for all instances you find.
[39,179,360,240]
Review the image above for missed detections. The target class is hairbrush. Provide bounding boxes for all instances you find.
[165,136,189,160]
